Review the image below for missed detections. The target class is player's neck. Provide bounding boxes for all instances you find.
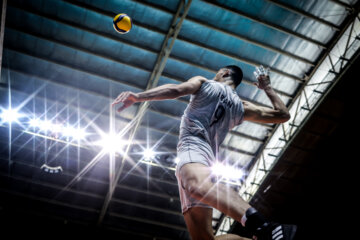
[222,78,236,89]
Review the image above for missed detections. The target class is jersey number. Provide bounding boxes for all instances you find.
[210,105,225,127]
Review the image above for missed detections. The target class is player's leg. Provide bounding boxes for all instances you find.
[183,207,214,240]
[179,163,297,240]
[183,207,248,240]
[179,163,250,223]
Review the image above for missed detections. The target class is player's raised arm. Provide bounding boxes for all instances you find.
[243,66,290,124]
[112,76,206,112]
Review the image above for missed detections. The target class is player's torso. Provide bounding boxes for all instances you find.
[179,79,244,152]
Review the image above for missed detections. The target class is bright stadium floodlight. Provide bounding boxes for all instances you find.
[142,148,155,161]
[52,123,62,133]
[0,108,21,124]
[62,126,76,137]
[211,162,243,180]
[96,133,127,154]
[62,126,87,140]
[29,118,41,128]
[71,128,87,140]
[40,120,53,132]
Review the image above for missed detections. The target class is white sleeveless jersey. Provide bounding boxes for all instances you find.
[177,79,245,160]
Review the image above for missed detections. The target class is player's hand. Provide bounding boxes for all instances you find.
[112,91,139,112]
[253,65,271,90]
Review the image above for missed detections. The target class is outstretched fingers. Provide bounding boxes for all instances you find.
[254,65,270,79]
[111,92,127,112]
[112,93,124,106]
[111,91,138,112]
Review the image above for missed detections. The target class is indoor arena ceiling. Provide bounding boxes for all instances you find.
[1,0,359,239]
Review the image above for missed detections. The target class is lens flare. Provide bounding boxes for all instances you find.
[96,133,127,154]
[142,148,155,161]
[211,162,243,180]
[0,108,21,123]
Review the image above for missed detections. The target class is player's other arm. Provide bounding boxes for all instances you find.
[112,76,206,112]
[243,66,290,124]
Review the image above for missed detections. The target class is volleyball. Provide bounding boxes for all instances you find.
[113,13,132,34]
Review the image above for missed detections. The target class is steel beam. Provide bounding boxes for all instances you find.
[329,0,354,10]
[229,130,264,143]
[97,0,193,225]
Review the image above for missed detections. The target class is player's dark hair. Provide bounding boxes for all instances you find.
[224,65,243,88]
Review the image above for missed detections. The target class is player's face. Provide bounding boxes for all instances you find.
[214,68,227,82]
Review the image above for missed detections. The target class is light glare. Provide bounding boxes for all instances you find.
[143,148,155,161]
[0,108,21,123]
[96,133,126,153]
[211,162,243,180]
[72,128,87,140]
[41,120,52,131]
[29,118,41,128]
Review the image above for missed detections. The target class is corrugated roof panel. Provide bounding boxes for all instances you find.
[13,0,167,53]
[142,111,180,136]
[163,58,214,80]
[173,32,295,77]
[223,135,262,154]
[234,121,269,140]
[150,99,188,118]
[3,50,140,114]
[7,6,138,66]
[5,29,151,89]
[219,149,253,166]
[238,71,300,99]
[208,0,337,43]
[237,84,260,102]
[253,87,292,107]
[75,0,173,33]
[188,0,320,58]
[281,0,348,24]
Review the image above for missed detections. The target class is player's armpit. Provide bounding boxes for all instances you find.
[242,100,290,124]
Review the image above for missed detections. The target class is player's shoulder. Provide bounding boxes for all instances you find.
[187,75,208,83]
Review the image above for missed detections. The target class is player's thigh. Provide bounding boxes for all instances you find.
[179,163,212,189]
[183,207,214,240]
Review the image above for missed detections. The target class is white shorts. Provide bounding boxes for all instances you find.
[175,139,215,213]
